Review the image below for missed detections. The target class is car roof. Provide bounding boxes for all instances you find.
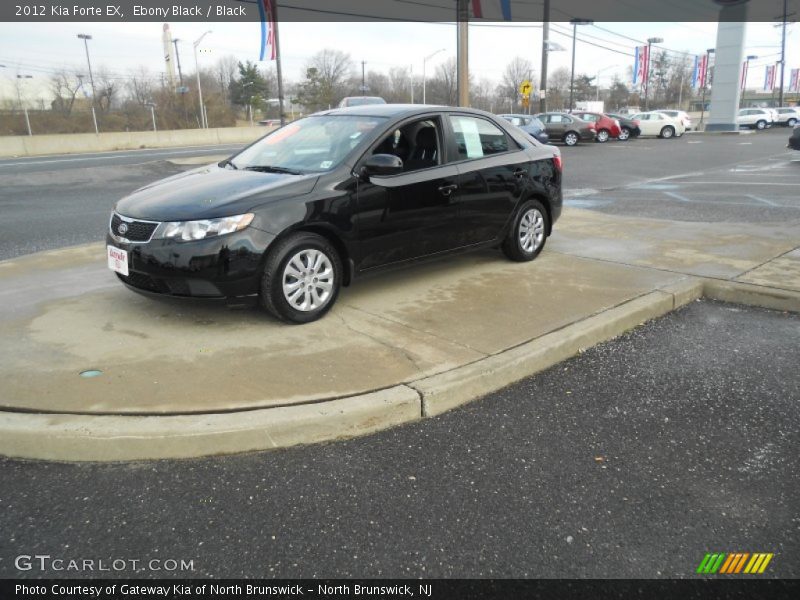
[317,104,500,119]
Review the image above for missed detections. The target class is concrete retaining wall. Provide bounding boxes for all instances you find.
[0,126,272,158]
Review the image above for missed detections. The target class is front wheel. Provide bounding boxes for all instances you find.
[618,127,631,141]
[787,118,797,127]
[755,120,767,130]
[660,126,675,139]
[596,128,610,143]
[563,131,579,146]
[501,200,549,262]
[260,232,342,324]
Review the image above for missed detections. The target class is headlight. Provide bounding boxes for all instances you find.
[157,213,254,241]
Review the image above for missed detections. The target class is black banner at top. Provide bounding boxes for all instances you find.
[2,579,800,600]
[0,0,797,23]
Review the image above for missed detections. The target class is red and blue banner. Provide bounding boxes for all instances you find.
[763,64,776,92]
[692,54,708,89]
[633,45,649,87]
[472,0,512,20]
[258,0,276,61]
[790,68,800,93]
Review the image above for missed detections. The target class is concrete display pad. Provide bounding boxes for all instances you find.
[0,207,798,461]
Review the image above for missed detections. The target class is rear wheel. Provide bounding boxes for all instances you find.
[755,120,767,130]
[618,127,631,141]
[596,128,610,143]
[660,126,675,139]
[501,200,549,262]
[260,232,342,324]
[563,131,579,146]
[787,118,797,127]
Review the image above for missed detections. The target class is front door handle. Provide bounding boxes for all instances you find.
[513,169,527,179]
[438,183,458,197]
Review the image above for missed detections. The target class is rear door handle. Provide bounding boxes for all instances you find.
[438,183,458,197]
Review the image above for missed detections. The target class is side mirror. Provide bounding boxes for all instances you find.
[361,154,404,178]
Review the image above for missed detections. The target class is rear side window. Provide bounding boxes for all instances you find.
[450,115,511,160]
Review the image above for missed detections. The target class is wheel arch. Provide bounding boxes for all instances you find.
[270,223,354,286]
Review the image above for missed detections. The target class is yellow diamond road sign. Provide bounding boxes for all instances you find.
[519,80,532,96]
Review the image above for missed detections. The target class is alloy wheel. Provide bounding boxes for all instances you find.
[282,249,335,312]
[518,209,545,253]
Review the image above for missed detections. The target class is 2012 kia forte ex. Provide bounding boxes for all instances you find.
[106,105,563,323]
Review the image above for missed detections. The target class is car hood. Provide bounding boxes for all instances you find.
[115,163,319,221]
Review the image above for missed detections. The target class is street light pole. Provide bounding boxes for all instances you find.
[193,30,212,128]
[778,0,788,107]
[15,73,33,136]
[643,37,664,111]
[422,48,446,105]
[568,19,592,112]
[742,54,758,106]
[76,34,96,107]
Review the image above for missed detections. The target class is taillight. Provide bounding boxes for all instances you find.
[553,153,562,172]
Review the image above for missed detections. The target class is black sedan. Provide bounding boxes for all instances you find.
[789,122,800,151]
[606,113,642,141]
[534,112,596,146]
[498,114,550,144]
[107,105,562,323]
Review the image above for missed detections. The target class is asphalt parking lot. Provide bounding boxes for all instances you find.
[0,127,796,260]
[1,300,797,578]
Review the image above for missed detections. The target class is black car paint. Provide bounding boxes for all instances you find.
[108,105,562,301]
[789,125,800,151]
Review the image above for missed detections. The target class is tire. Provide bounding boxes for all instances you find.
[787,118,797,127]
[618,127,631,141]
[755,120,767,130]
[596,128,610,143]
[260,232,342,324]
[563,131,579,146]
[501,200,549,262]
[659,126,675,139]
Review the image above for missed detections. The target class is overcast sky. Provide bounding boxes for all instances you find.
[0,20,796,104]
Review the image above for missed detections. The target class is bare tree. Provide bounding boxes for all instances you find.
[50,69,84,115]
[215,54,239,105]
[126,67,153,107]
[500,57,536,112]
[387,66,411,103]
[426,57,458,106]
[93,68,118,113]
[303,48,353,108]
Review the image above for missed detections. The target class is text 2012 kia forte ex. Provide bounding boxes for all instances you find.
[107,105,563,323]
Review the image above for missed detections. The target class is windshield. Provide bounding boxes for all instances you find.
[231,115,387,173]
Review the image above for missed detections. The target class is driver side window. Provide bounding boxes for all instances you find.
[372,118,441,172]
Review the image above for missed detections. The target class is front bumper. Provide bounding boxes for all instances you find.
[107,227,277,299]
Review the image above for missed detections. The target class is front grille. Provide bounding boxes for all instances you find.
[110,213,159,242]
[117,272,169,294]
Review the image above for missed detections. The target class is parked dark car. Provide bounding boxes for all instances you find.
[498,114,550,144]
[107,105,563,323]
[606,113,641,141]
[789,122,800,150]
[338,96,387,108]
[534,112,596,146]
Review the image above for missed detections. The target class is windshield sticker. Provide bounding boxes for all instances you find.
[350,132,362,139]
[320,161,333,169]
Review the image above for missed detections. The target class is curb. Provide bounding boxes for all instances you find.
[0,386,421,462]
[0,277,795,462]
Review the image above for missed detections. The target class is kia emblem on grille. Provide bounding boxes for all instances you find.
[118,223,129,235]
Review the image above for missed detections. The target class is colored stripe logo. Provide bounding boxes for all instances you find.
[696,553,773,574]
